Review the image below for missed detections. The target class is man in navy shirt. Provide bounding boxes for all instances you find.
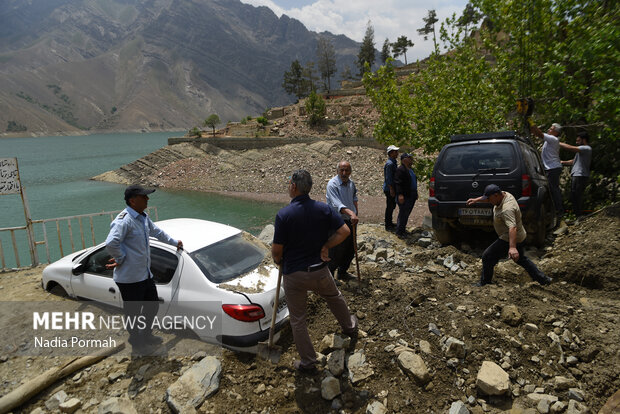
[272,169,358,374]
[383,145,399,230]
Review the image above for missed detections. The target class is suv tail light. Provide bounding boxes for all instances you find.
[521,174,532,197]
[429,176,435,197]
[222,304,265,322]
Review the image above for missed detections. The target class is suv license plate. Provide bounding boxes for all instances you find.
[458,208,493,216]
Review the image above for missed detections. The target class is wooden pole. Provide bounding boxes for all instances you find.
[352,224,361,282]
[16,159,39,266]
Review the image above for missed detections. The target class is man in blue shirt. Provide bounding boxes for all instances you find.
[272,170,358,374]
[325,161,359,280]
[105,184,183,351]
[383,145,399,231]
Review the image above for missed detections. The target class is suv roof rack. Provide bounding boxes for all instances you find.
[450,131,520,142]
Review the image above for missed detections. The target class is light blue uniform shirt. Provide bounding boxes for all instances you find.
[326,175,358,220]
[105,207,178,283]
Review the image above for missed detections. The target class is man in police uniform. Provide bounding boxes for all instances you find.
[467,184,551,287]
[105,184,183,350]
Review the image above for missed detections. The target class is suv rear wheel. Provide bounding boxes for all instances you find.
[432,215,453,245]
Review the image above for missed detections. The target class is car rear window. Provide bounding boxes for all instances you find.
[439,143,517,174]
[190,234,267,283]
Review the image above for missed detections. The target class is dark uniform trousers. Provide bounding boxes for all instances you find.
[327,220,355,276]
[115,277,159,343]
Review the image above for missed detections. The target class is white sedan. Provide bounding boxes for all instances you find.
[41,218,288,351]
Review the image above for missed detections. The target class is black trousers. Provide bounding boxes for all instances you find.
[116,278,159,342]
[480,238,547,284]
[571,176,588,217]
[384,190,396,228]
[328,221,355,276]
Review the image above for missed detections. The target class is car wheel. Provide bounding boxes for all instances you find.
[432,216,453,245]
[533,204,546,247]
[48,282,68,298]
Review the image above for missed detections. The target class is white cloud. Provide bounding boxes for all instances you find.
[241,0,468,61]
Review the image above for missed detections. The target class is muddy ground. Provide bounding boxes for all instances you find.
[0,203,618,414]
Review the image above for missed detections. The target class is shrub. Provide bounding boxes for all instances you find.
[256,116,268,126]
[305,91,326,127]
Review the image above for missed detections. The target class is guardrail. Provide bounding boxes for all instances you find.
[0,207,158,271]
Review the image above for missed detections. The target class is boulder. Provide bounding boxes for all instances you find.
[321,376,341,400]
[449,400,470,414]
[97,397,138,414]
[59,398,82,414]
[397,351,431,385]
[165,356,221,413]
[501,305,523,326]
[257,225,274,245]
[443,337,467,358]
[476,361,510,395]
[347,349,374,384]
[45,390,68,411]
[366,400,387,414]
[327,349,345,376]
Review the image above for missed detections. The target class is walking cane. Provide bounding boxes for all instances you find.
[352,223,361,282]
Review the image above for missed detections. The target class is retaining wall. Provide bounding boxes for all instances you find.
[168,136,386,151]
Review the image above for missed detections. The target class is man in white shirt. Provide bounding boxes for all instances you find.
[561,132,592,217]
[530,122,563,217]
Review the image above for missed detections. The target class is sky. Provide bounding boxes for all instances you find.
[240,0,471,62]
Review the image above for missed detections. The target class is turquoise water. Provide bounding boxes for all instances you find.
[0,132,284,268]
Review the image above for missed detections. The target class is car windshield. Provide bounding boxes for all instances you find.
[189,234,267,283]
[440,143,517,174]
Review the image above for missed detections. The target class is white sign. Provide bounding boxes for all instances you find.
[0,157,21,195]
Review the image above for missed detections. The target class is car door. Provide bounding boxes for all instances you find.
[70,246,122,308]
[149,244,184,318]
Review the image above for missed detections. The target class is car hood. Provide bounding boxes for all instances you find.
[217,263,279,294]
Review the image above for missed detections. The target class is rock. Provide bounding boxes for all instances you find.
[375,248,388,260]
[327,349,345,376]
[366,400,387,414]
[257,224,274,245]
[397,351,431,385]
[568,388,585,402]
[30,409,44,414]
[417,237,432,247]
[525,323,539,332]
[566,400,589,414]
[553,376,576,391]
[419,340,432,354]
[107,371,124,383]
[537,399,551,414]
[191,351,207,361]
[449,401,470,414]
[443,255,455,268]
[59,398,82,414]
[443,337,467,358]
[526,394,559,404]
[550,401,566,413]
[566,356,579,366]
[45,390,68,410]
[347,349,374,384]
[98,397,138,414]
[165,356,221,413]
[320,333,351,353]
[476,361,510,396]
[501,305,522,326]
[321,377,341,400]
[388,329,401,338]
[410,293,426,306]
[254,383,266,395]
[428,323,441,336]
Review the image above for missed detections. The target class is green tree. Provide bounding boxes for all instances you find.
[341,65,355,81]
[305,90,326,127]
[203,114,220,136]
[282,60,310,99]
[391,36,414,65]
[381,38,391,64]
[302,61,320,92]
[418,9,439,54]
[365,0,619,204]
[357,22,376,76]
[316,36,338,91]
[457,2,482,35]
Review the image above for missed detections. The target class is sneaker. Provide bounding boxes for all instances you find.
[537,276,552,286]
[293,360,318,375]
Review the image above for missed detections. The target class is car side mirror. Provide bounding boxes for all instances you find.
[72,263,85,275]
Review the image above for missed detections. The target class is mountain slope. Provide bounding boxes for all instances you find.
[0,0,362,135]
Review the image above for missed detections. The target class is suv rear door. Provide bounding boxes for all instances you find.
[434,141,521,202]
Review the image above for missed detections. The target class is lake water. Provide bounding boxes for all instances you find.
[0,132,285,268]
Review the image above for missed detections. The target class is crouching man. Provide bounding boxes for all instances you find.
[467,184,552,287]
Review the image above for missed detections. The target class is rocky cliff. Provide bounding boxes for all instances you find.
[0,0,362,135]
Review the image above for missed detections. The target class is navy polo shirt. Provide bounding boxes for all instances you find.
[273,194,345,275]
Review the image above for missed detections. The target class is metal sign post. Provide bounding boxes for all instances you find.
[0,157,38,266]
